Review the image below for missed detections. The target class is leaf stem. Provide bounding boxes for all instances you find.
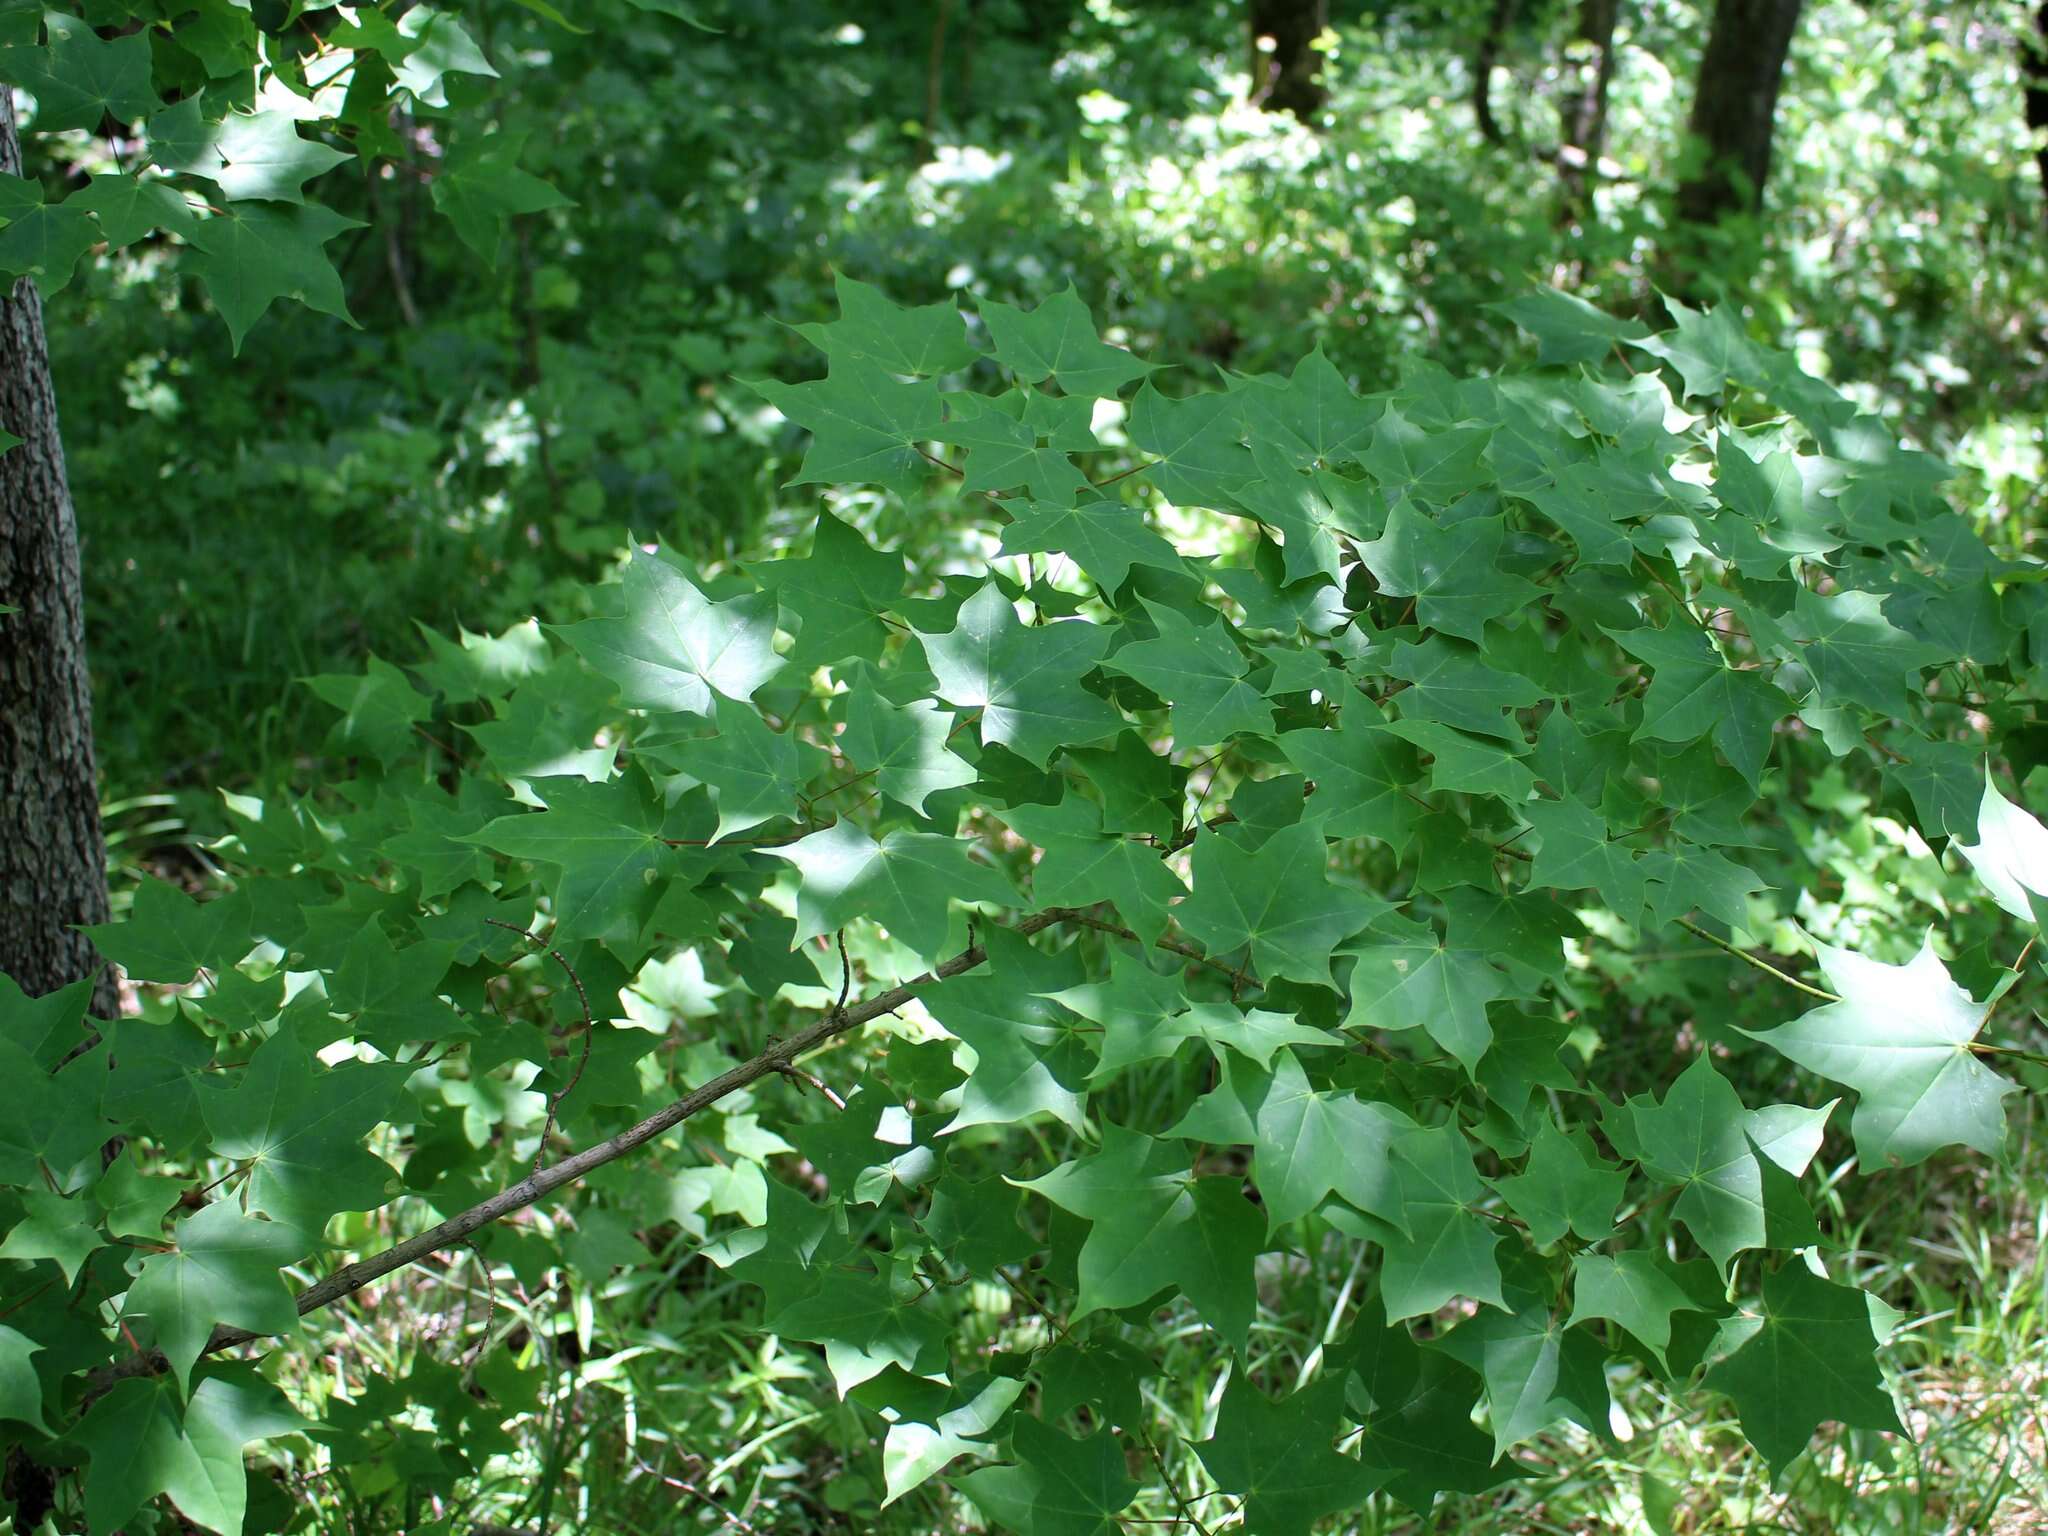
[1673,917,1840,1003]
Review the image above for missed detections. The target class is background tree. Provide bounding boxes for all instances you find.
[2023,3,2048,211]
[1250,0,1329,116]
[0,3,547,1003]
[1556,0,1621,226]
[1473,0,1520,145]
[1672,0,1806,226]
[0,96,109,1014]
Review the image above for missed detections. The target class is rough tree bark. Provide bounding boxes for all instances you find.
[2023,3,2048,217]
[0,93,114,1015]
[1557,0,1620,223]
[1473,0,1519,146]
[1249,0,1328,119]
[1672,0,1805,227]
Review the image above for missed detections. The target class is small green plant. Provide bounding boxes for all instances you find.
[4,279,2047,1534]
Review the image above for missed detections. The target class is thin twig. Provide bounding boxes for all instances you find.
[484,920,596,1174]
[81,907,1099,1396]
[1673,917,1840,1003]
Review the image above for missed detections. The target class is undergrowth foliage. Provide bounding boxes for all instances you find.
[7,279,2048,1533]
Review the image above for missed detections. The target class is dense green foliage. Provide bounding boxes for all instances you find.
[30,1,2048,791]
[9,278,2048,1532]
[6,1,2048,1532]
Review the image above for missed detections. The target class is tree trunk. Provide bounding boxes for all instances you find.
[1249,0,1328,120]
[1557,0,1620,224]
[1672,0,1804,227]
[0,94,114,1014]
[2023,3,2048,218]
[1473,0,1518,146]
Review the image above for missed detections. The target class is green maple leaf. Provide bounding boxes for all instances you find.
[768,1266,948,1395]
[0,969,94,1069]
[1105,599,1274,745]
[1387,637,1543,740]
[1249,1050,1413,1229]
[463,655,615,786]
[938,389,1095,501]
[1434,1298,1611,1457]
[1377,1122,1507,1321]
[1629,1058,1830,1274]
[5,14,160,131]
[430,130,571,262]
[1357,1350,1520,1511]
[1788,587,1946,716]
[998,500,1186,593]
[74,1370,305,1536]
[1017,1126,1264,1348]
[1195,1374,1386,1536]
[1378,716,1538,801]
[0,1325,50,1433]
[467,773,684,943]
[1521,798,1646,921]
[187,200,362,353]
[1625,293,1763,399]
[927,952,1090,1133]
[651,696,815,840]
[103,1015,211,1152]
[1344,918,1508,1072]
[95,1150,184,1242]
[998,795,1183,946]
[1228,442,1375,586]
[1126,381,1252,505]
[1230,346,1377,466]
[959,1417,1138,1536]
[0,1188,104,1283]
[556,548,780,715]
[0,176,95,293]
[197,108,351,204]
[702,1181,852,1310]
[1177,820,1388,988]
[1051,949,1332,1077]
[1955,774,2048,918]
[1495,285,1648,364]
[302,655,432,764]
[881,1375,1025,1507]
[124,1201,308,1393]
[1276,703,1422,849]
[750,359,946,495]
[766,819,1017,966]
[326,924,459,1049]
[85,878,252,986]
[1568,1251,1705,1370]
[199,1030,411,1230]
[837,686,976,815]
[750,512,905,669]
[1704,1264,1903,1478]
[1358,407,1495,506]
[1713,437,1841,565]
[922,1174,1035,1275]
[980,284,1151,398]
[1525,452,1703,568]
[384,790,497,902]
[1743,937,2014,1168]
[1641,841,1768,930]
[793,272,979,375]
[916,581,1124,766]
[1607,623,1786,791]
[1493,1119,1625,1246]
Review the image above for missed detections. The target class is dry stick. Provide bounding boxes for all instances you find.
[83,907,1083,1395]
[484,920,597,1175]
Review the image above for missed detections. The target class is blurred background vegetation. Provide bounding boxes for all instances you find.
[35,2,2048,1530]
